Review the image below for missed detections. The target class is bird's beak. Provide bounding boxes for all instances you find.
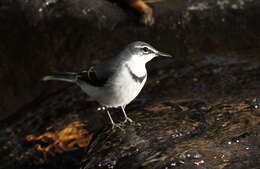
[157,51,172,58]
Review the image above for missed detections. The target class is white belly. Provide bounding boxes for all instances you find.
[99,69,147,107]
[79,66,147,107]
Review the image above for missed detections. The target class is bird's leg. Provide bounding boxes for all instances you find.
[106,109,124,130]
[121,105,134,123]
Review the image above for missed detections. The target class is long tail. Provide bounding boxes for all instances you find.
[42,72,78,83]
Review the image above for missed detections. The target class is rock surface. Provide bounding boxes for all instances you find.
[0,54,260,169]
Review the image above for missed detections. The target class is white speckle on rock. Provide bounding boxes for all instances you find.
[217,0,230,10]
[238,0,245,6]
[170,162,176,166]
[231,4,238,9]
[38,8,43,13]
[194,160,205,165]
[188,2,209,11]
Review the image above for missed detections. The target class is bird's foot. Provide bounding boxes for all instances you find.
[128,121,142,127]
[111,122,125,132]
[122,117,142,127]
[123,117,134,124]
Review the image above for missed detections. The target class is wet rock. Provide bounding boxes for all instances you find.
[0,58,260,168]
[178,150,202,160]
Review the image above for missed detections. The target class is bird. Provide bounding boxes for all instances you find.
[43,41,172,129]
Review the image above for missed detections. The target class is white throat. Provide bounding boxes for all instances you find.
[125,59,147,77]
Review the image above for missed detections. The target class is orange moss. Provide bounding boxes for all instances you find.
[26,121,93,155]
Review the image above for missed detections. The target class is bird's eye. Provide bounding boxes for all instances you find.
[142,47,149,53]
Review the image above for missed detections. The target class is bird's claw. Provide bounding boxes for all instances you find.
[111,123,125,132]
[123,117,134,124]
[123,117,142,127]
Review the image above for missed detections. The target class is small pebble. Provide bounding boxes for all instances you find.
[194,160,205,165]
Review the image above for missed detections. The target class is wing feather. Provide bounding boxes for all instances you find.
[77,57,119,87]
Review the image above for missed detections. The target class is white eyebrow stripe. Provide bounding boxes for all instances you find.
[136,45,157,53]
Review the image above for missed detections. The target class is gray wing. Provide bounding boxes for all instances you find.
[77,57,120,87]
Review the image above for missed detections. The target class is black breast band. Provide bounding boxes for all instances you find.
[126,64,147,83]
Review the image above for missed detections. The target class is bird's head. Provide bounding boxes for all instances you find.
[123,41,172,64]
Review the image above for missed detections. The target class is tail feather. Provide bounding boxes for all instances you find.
[42,72,78,83]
